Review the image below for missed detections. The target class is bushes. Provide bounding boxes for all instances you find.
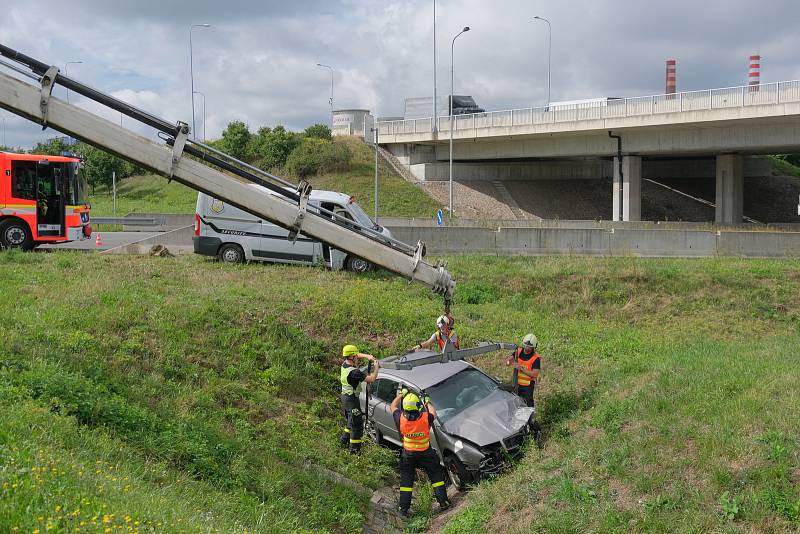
[212,120,352,177]
[286,138,353,178]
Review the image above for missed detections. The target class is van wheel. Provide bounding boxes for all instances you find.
[0,219,34,250]
[345,256,373,273]
[445,455,472,491]
[218,243,245,263]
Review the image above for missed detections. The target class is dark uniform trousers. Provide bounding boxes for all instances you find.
[340,394,364,453]
[517,384,535,408]
[398,448,449,511]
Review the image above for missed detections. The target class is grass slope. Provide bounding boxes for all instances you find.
[1,253,799,533]
[88,138,440,219]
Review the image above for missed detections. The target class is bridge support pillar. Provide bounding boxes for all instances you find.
[613,156,642,221]
[715,154,744,224]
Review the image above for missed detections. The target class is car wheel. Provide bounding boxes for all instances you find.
[218,243,245,263]
[365,418,383,445]
[345,255,373,273]
[0,219,34,250]
[445,455,472,491]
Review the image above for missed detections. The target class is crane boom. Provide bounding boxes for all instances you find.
[0,45,455,304]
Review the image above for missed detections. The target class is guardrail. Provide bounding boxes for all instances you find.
[377,80,800,137]
[91,217,162,226]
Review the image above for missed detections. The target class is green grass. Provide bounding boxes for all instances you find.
[1,252,799,532]
[768,156,800,178]
[88,138,441,219]
[302,137,442,219]
[88,176,198,217]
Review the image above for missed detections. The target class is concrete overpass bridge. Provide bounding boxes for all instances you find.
[377,80,800,223]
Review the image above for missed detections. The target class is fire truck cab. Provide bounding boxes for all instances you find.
[0,152,91,249]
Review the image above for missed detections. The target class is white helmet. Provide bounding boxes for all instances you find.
[522,333,538,349]
[436,315,449,328]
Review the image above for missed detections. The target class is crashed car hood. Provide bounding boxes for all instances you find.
[440,389,533,447]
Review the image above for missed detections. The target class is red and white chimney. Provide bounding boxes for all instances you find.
[665,59,677,95]
[748,54,761,91]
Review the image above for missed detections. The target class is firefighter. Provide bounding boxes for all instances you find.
[506,333,541,408]
[412,314,459,352]
[391,389,450,517]
[340,344,379,454]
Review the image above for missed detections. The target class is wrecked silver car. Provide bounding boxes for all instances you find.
[359,347,537,489]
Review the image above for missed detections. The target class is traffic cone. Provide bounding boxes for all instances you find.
[95,233,103,247]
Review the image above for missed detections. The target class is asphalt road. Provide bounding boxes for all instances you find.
[39,231,162,252]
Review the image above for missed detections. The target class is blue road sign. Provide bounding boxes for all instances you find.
[436,209,444,225]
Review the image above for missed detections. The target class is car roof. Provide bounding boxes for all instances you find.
[378,350,474,390]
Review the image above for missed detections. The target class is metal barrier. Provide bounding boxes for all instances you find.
[378,80,800,137]
[91,217,162,226]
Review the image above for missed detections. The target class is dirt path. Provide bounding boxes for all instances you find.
[426,486,468,533]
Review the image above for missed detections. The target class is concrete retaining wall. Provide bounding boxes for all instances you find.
[384,221,800,258]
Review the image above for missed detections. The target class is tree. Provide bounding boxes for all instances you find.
[303,123,332,140]
[219,120,252,160]
[30,136,72,156]
[74,142,135,195]
[250,125,301,170]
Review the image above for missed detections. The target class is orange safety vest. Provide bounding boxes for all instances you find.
[515,347,540,387]
[435,330,459,350]
[399,413,431,452]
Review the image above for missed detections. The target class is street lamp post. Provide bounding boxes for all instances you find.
[432,0,438,133]
[449,26,470,219]
[533,16,552,107]
[193,91,206,141]
[64,60,83,104]
[316,63,334,128]
[189,23,211,140]
[371,127,379,221]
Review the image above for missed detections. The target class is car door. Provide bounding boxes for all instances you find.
[368,378,401,443]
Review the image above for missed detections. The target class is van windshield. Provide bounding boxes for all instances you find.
[348,201,376,229]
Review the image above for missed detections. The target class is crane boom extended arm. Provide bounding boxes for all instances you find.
[0,45,455,303]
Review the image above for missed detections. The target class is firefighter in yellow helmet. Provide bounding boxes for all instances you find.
[390,389,450,517]
[506,333,541,408]
[412,313,459,352]
[340,344,379,453]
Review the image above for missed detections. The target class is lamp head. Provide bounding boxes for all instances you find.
[463,26,470,32]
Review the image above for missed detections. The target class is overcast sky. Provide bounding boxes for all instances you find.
[1,0,798,148]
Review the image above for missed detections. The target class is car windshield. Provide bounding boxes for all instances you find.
[425,367,499,423]
[348,201,377,229]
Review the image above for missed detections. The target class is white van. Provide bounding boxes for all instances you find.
[192,187,393,272]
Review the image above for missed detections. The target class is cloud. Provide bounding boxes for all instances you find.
[1,0,798,149]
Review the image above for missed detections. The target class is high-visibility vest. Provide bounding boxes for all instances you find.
[435,330,459,351]
[340,364,361,396]
[515,348,540,387]
[399,413,431,452]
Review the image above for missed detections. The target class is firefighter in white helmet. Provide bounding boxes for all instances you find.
[411,314,459,352]
[506,333,541,408]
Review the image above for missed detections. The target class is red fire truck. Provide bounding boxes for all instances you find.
[0,152,91,249]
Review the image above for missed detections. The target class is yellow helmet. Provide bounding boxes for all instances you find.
[342,344,359,357]
[402,392,423,412]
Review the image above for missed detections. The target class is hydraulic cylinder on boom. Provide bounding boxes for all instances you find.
[0,44,455,309]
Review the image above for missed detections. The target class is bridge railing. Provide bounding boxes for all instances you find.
[378,80,800,137]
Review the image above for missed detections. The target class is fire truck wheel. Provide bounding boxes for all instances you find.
[0,219,34,250]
